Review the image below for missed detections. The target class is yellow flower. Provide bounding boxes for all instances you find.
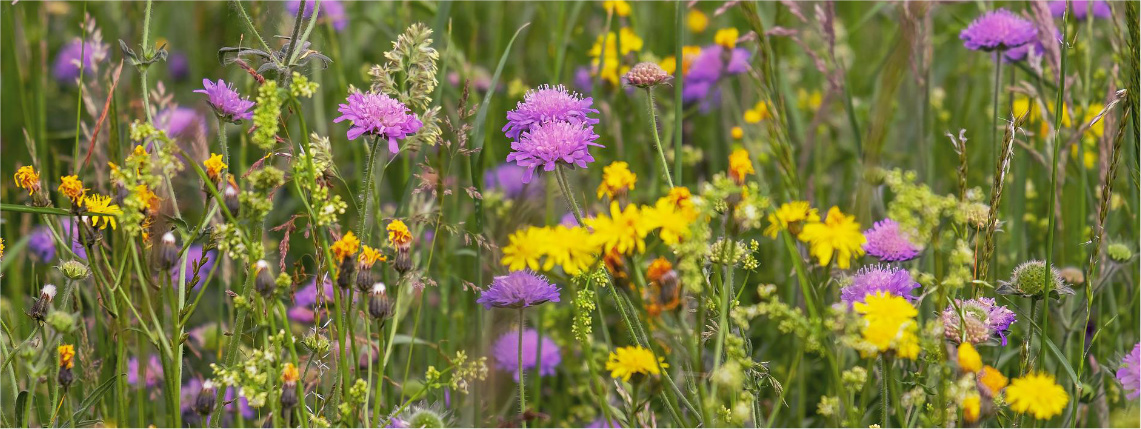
[134,184,160,214]
[83,194,122,230]
[643,197,697,245]
[1006,373,1069,420]
[978,365,1009,397]
[359,245,386,268]
[728,149,754,184]
[958,342,983,373]
[0,238,5,260]
[744,101,771,123]
[602,0,630,17]
[545,226,598,276]
[501,226,552,271]
[597,161,637,199]
[331,231,361,263]
[731,126,744,139]
[764,201,821,238]
[714,27,739,49]
[798,88,823,111]
[14,165,41,195]
[58,175,87,204]
[853,292,920,359]
[797,206,865,269]
[659,45,702,76]
[589,28,644,85]
[687,9,708,33]
[605,346,667,381]
[646,257,673,284]
[58,344,76,369]
[204,153,227,183]
[586,202,650,255]
[962,392,981,423]
[664,187,695,212]
[387,219,413,247]
[282,362,300,383]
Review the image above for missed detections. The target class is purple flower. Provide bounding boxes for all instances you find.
[506,120,602,183]
[173,245,217,290]
[168,52,190,81]
[52,39,105,84]
[127,355,163,388]
[484,163,541,199]
[502,84,600,141]
[289,276,335,323]
[28,226,57,263]
[156,107,208,140]
[681,46,750,105]
[477,271,560,309]
[587,417,621,428]
[195,79,255,122]
[334,92,423,154]
[181,379,255,421]
[287,0,348,32]
[573,66,594,94]
[1118,343,1141,400]
[59,219,88,259]
[942,297,1017,345]
[1003,38,1045,62]
[1049,1,1111,20]
[960,8,1038,52]
[840,265,919,307]
[491,328,561,381]
[862,219,921,262]
[560,212,580,227]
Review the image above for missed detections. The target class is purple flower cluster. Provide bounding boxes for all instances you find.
[863,219,921,262]
[286,0,348,31]
[840,265,919,307]
[334,92,423,154]
[960,8,1038,52]
[195,79,255,122]
[941,297,1017,345]
[1049,0,1111,20]
[683,45,750,105]
[503,85,603,183]
[181,378,255,423]
[491,328,561,381]
[503,84,599,140]
[28,220,89,263]
[156,107,209,141]
[1118,343,1141,400]
[52,39,105,84]
[477,271,560,309]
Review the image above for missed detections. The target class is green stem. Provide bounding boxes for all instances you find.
[518,307,527,428]
[645,88,674,189]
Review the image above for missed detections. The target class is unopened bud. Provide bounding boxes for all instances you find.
[194,380,217,416]
[223,177,241,217]
[369,283,392,320]
[159,232,179,271]
[29,284,57,322]
[254,260,276,298]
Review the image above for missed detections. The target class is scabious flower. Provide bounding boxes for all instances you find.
[28,226,57,262]
[622,62,671,88]
[491,328,561,381]
[288,277,335,323]
[840,265,919,307]
[959,8,1038,51]
[597,161,637,199]
[477,270,560,309]
[59,175,86,204]
[728,149,754,185]
[507,120,602,183]
[605,345,667,381]
[14,165,41,196]
[503,84,600,141]
[286,0,348,31]
[1049,0,1111,20]
[942,297,1017,345]
[156,107,208,140]
[1118,343,1141,400]
[797,206,865,269]
[682,45,750,104]
[1005,373,1069,420]
[862,218,921,262]
[484,163,541,199]
[853,292,921,359]
[52,39,105,84]
[334,92,423,154]
[586,202,650,255]
[195,79,255,122]
[764,201,820,238]
[127,355,164,388]
[83,194,122,230]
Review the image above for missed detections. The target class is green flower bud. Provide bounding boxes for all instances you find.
[999,260,1074,298]
[406,407,446,428]
[1107,243,1133,263]
[47,311,76,334]
[59,260,89,280]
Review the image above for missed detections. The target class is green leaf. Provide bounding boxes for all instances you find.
[15,390,29,428]
[67,375,118,426]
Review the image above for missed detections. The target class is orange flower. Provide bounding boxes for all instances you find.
[728,149,754,184]
[58,175,86,204]
[58,344,76,369]
[14,165,41,195]
[387,220,413,248]
[331,231,360,263]
[359,245,386,268]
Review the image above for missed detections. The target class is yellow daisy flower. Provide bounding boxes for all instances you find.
[744,101,771,123]
[853,292,920,359]
[204,153,227,183]
[605,345,667,381]
[501,226,552,271]
[764,201,821,238]
[728,148,754,184]
[643,197,697,245]
[387,219,413,248]
[58,344,76,369]
[714,27,739,49]
[545,226,597,276]
[331,231,361,263]
[586,202,650,255]
[14,165,41,195]
[958,342,982,373]
[731,126,744,139]
[58,175,87,204]
[589,28,644,85]
[282,362,300,383]
[1006,373,1068,420]
[83,194,122,230]
[962,392,981,423]
[978,365,1009,397]
[797,206,865,269]
[597,161,637,200]
[687,9,708,33]
[359,245,386,268]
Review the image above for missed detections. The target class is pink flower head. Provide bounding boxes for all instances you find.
[334,92,423,154]
[960,8,1038,51]
[840,265,919,307]
[503,84,599,141]
[194,79,255,122]
[491,328,561,381]
[506,120,602,183]
[863,219,921,262]
[477,271,560,309]
[1119,343,1141,400]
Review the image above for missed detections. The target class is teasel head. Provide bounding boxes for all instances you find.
[388,220,413,274]
[280,363,301,410]
[368,282,392,321]
[355,245,385,292]
[194,380,218,416]
[57,344,75,389]
[223,175,241,217]
[29,284,57,322]
[254,260,276,298]
[158,232,179,271]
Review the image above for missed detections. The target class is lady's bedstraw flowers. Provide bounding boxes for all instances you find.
[797,206,865,269]
[959,9,1037,51]
[492,328,561,381]
[1118,343,1141,400]
[1005,373,1069,420]
[477,271,560,309]
[862,218,921,262]
[334,91,423,154]
[606,345,667,382]
[14,165,41,195]
[195,79,255,122]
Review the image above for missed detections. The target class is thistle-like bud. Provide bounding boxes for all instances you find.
[355,267,374,293]
[59,260,89,280]
[254,260,276,298]
[337,257,357,289]
[368,283,392,321]
[394,249,412,275]
[194,380,218,416]
[997,260,1074,298]
[29,284,57,322]
[158,232,179,271]
[223,176,241,217]
[623,62,671,88]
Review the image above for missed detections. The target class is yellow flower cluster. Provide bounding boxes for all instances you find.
[597,161,637,199]
[602,0,630,17]
[14,165,41,195]
[744,101,772,124]
[764,201,820,238]
[331,231,360,263]
[1005,373,1068,420]
[59,175,87,204]
[282,362,300,383]
[589,27,644,86]
[852,292,920,359]
[501,224,597,276]
[605,345,667,381]
[796,206,865,269]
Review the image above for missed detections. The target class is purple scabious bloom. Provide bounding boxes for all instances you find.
[181,379,255,422]
[59,219,88,260]
[484,163,541,199]
[334,92,423,154]
[156,107,209,141]
[289,276,335,323]
[506,120,602,183]
[28,226,57,263]
[173,245,217,290]
[477,271,560,309]
[960,8,1038,51]
[941,297,1017,345]
[127,355,163,388]
[52,39,104,84]
[1118,343,1141,400]
[681,45,749,105]
[195,79,255,122]
[1003,38,1045,62]
[502,84,600,141]
[862,219,921,262]
[840,265,919,307]
[1049,0,1111,20]
[287,0,348,32]
[573,66,595,94]
[491,328,561,381]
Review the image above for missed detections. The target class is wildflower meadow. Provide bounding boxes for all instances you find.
[3,1,1141,427]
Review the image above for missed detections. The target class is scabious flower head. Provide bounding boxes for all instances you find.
[331,231,360,263]
[597,161,637,199]
[853,292,921,359]
[477,270,560,309]
[52,39,104,84]
[1118,343,1141,400]
[1006,373,1069,420]
[59,175,86,204]
[58,344,75,369]
[195,79,255,122]
[862,218,921,262]
[387,219,413,248]
[507,120,603,183]
[484,163,541,199]
[203,153,227,183]
[127,355,163,387]
[491,328,561,381]
[502,84,600,141]
[764,201,821,238]
[959,8,1038,51]
[586,202,651,255]
[334,92,423,154]
[1049,0,1111,20]
[942,297,1017,345]
[728,149,754,184]
[797,206,866,269]
[840,265,919,307]
[978,365,1009,397]
[83,194,122,230]
[288,277,335,323]
[14,165,41,196]
[287,0,348,31]
[605,345,667,382]
[156,107,208,140]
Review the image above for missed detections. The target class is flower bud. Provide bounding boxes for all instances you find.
[623,62,672,88]
[394,248,412,275]
[280,363,300,410]
[254,260,276,298]
[223,176,241,217]
[194,380,218,415]
[29,284,57,322]
[47,311,76,334]
[59,260,89,280]
[355,266,374,293]
[368,283,392,321]
[337,257,357,289]
[158,232,179,271]
[998,260,1073,298]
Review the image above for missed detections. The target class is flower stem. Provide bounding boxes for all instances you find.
[518,307,527,429]
[880,356,890,428]
[645,88,674,189]
[216,115,229,166]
